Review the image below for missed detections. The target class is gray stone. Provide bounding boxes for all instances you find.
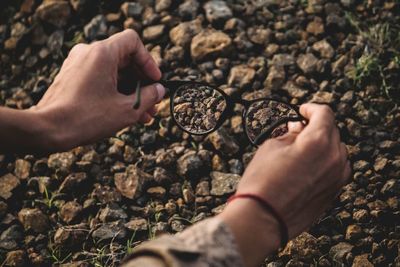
[92,221,127,240]
[48,152,76,172]
[203,0,232,24]
[143,25,165,42]
[177,151,205,177]
[191,29,232,61]
[114,165,152,199]
[210,171,241,196]
[329,242,353,264]
[0,174,20,200]
[14,159,31,180]
[60,201,82,224]
[84,15,107,41]
[297,53,319,74]
[59,172,87,193]
[35,0,71,28]
[121,2,143,17]
[98,204,128,222]
[155,0,172,12]
[18,208,49,233]
[207,128,239,156]
[0,225,23,250]
[179,0,200,19]
[125,218,148,232]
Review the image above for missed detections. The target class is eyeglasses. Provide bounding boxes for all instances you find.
[134,80,305,146]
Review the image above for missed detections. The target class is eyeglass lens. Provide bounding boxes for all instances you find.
[172,84,227,134]
[245,100,299,143]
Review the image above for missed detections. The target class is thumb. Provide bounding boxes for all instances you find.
[125,83,166,122]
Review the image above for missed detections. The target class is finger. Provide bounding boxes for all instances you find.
[139,112,153,124]
[299,103,335,135]
[147,106,157,117]
[123,83,166,122]
[106,29,161,81]
[287,121,304,134]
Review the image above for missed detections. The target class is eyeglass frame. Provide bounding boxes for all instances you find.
[150,79,305,146]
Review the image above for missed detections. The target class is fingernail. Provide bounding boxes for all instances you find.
[156,83,165,102]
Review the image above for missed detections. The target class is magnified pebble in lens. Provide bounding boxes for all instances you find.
[245,100,298,142]
[173,84,226,134]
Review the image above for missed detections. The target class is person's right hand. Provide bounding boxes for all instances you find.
[219,103,351,267]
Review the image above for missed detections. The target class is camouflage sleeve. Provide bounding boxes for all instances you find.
[120,217,244,267]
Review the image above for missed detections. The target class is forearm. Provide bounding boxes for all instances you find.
[0,107,54,153]
[218,199,281,267]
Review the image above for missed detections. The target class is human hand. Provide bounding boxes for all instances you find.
[32,29,164,152]
[219,104,351,267]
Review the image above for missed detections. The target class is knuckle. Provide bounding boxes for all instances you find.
[69,43,88,56]
[123,28,139,40]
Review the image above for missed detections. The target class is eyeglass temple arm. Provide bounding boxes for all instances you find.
[253,116,306,145]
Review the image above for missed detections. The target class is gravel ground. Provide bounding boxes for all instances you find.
[0,0,399,266]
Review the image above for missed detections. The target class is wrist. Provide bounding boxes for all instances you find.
[218,198,281,267]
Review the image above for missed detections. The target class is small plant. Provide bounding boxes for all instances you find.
[346,12,400,101]
[48,245,72,265]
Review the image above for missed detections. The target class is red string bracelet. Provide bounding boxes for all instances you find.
[228,193,289,249]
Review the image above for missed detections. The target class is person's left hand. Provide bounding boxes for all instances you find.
[32,29,165,152]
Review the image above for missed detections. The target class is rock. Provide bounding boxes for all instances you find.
[98,204,128,222]
[35,0,71,28]
[84,15,108,41]
[125,218,148,232]
[143,24,165,42]
[59,172,87,193]
[92,221,127,240]
[374,157,388,172]
[272,54,295,67]
[92,184,121,204]
[54,223,88,248]
[183,185,195,204]
[0,201,7,218]
[0,174,20,200]
[247,27,272,45]
[4,250,28,267]
[147,186,166,199]
[311,91,334,104]
[282,81,308,99]
[352,254,373,267]
[48,152,76,172]
[210,171,241,196]
[297,53,319,74]
[353,209,369,223]
[341,0,355,7]
[381,179,400,195]
[207,128,239,156]
[203,0,233,24]
[5,22,28,50]
[114,165,152,199]
[18,208,49,233]
[345,224,363,241]
[179,0,199,19]
[177,151,205,177]
[191,29,232,61]
[169,19,202,48]
[264,65,285,91]
[307,18,325,35]
[196,181,210,196]
[121,2,143,17]
[0,225,23,250]
[60,201,82,223]
[140,130,157,145]
[280,232,319,261]
[228,65,256,88]
[21,0,35,13]
[164,46,185,62]
[312,40,334,59]
[329,242,353,264]
[155,0,171,12]
[14,159,31,180]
